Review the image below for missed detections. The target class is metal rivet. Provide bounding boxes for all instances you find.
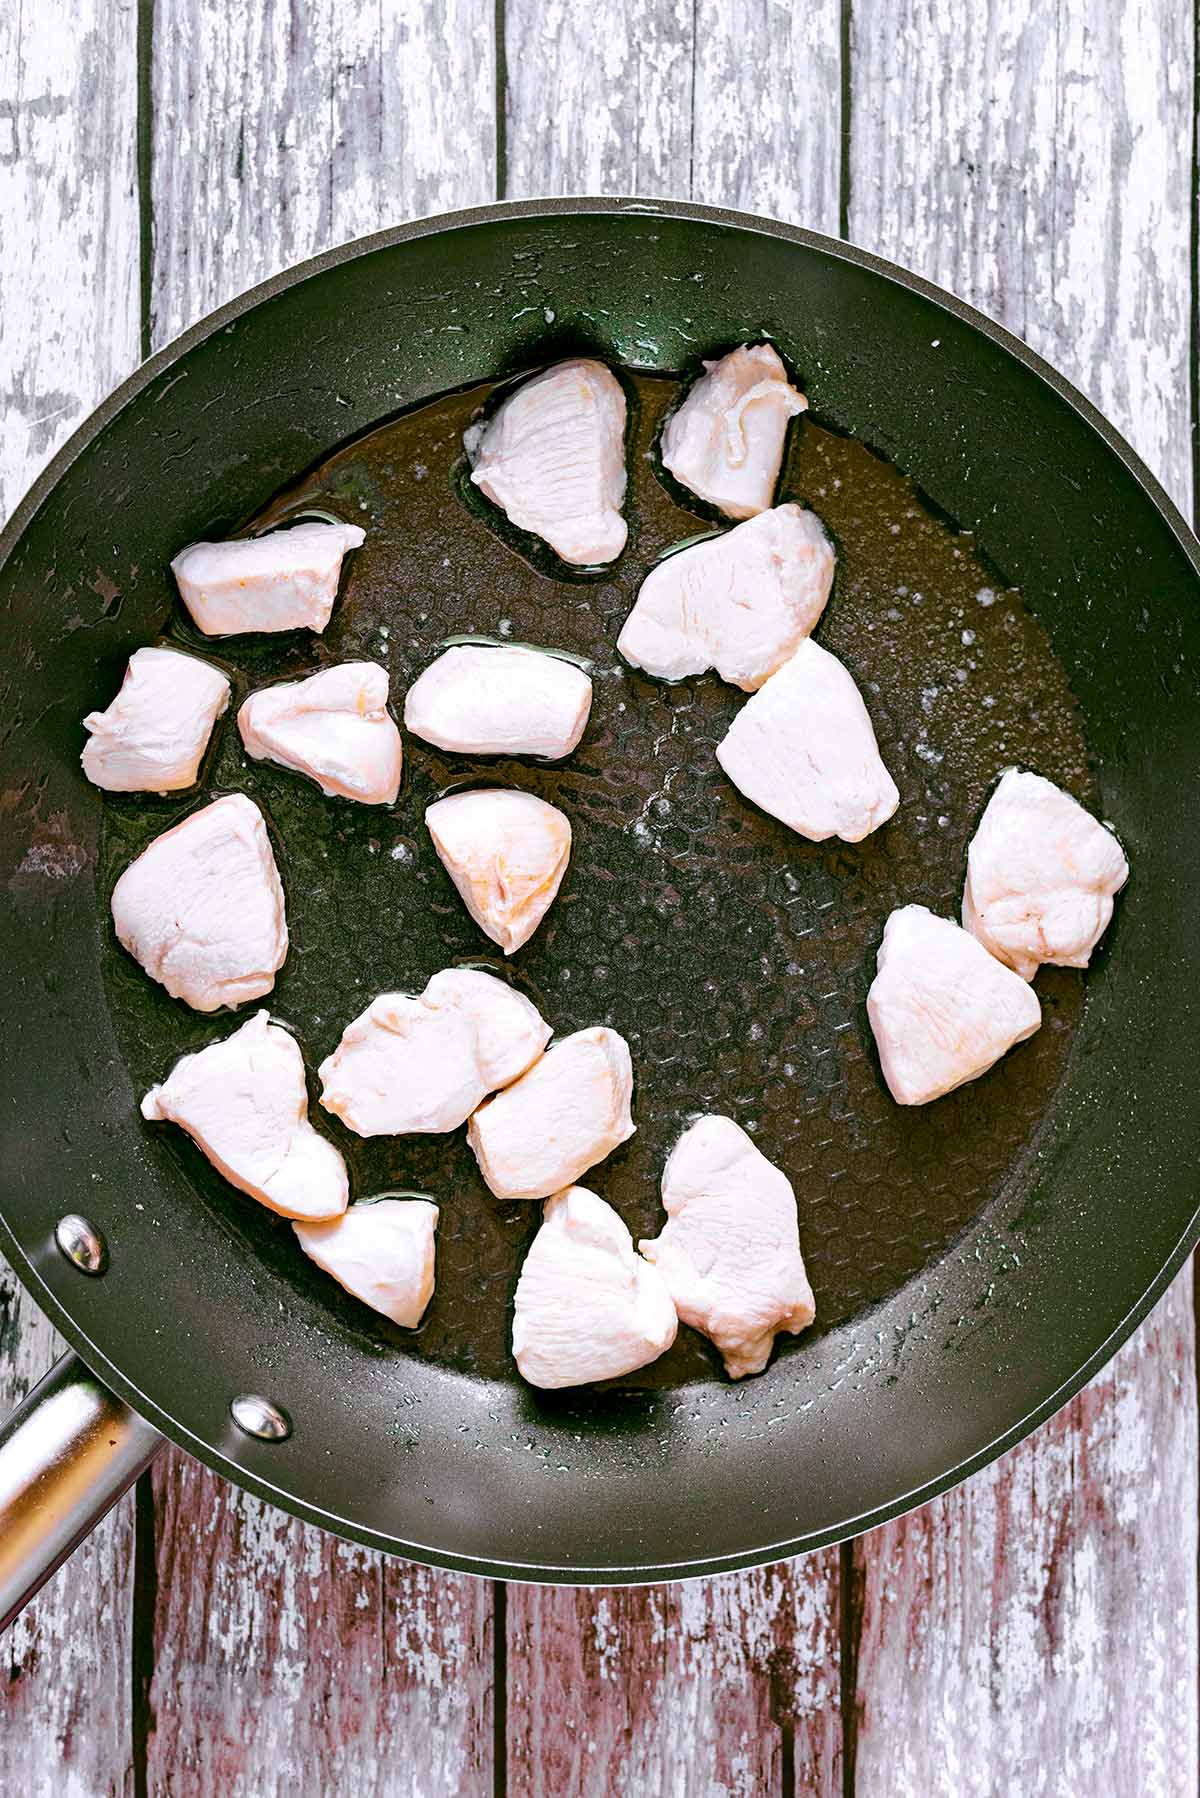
[230,1394,292,1442]
[55,1214,108,1276]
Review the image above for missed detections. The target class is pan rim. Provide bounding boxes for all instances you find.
[6,196,1199,589]
[1,1205,1195,1583]
[2,194,1198,1582]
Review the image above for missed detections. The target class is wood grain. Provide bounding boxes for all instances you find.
[0,0,141,517]
[147,1452,492,1797]
[143,6,497,1792]
[847,2,1198,1789]
[504,0,694,197]
[507,1563,843,1798]
[150,0,496,346]
[690,0,842,229]
[503,0,843,223]
[0,5,141,1793]
[500,8,848,1791]
[848,0,1193,508]
[852,1282,1198,1796]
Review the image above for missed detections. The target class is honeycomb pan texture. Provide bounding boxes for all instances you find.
[101,370,1093,1388]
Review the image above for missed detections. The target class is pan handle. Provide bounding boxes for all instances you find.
[0,1352,163,1630]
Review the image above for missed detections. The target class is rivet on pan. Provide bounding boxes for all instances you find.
[229,1394,292,1442]
[54,1214,109,1276]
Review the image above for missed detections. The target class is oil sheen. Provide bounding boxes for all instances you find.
[100,370,1093,1387]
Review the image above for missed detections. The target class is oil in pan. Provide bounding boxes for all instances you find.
[100,369,1092,1388]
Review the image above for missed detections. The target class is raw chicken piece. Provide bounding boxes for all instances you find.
[238,661,402,805]
[467,1026,635,1200]
[81,647,230,794]
[466,359,628,566]
[867,905,1042,1106]
[616,504,834,691]
[716,639,899,842]
[171,520,365,636]
[404,644,593,759]
[111,793,287,1012]
[512,1187,677,1389]
[426,788,571,955]
[963,767,1129,980]
[422,968,550,1088]
[319,968,550,1137]
[141,1011,347,1220]
[294,1198,438,1326]
[319,994,482,1136]
[661,343,807,519]
[640,1115,815,1380]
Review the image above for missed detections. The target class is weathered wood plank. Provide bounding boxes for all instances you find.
[852,1281,1197,1796]
[0,5,141,1793]
[501,0,846,478]
[0,1,141,518]
[144,6,497,1792]
[501,7,846,1792]
[504,0,843,221]
[507,1565,843,1798]
[504,0,694,197]
[847,3,1197,1789]
[150,0,496,345]
[148,1451,492,1797]
[849,0,1193,508]
[690,0,842,229]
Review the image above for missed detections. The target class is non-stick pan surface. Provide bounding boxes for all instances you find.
[1,199,1198,1582]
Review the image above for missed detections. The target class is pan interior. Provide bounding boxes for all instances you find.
[99,367,1092,1391]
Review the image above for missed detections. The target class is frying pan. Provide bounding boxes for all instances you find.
[2,197,1199,1615]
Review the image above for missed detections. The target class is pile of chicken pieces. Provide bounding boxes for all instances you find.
[84,344,1128,1390]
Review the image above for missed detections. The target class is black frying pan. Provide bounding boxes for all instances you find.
[1,197,1198,1596]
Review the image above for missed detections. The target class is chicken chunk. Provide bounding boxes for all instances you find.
[467,1026,635,1200]
[512,1187,677,1389]
[319,969,550,1137]
[141,1011,347,1220]
[426,787,571,954]
[111,793,287,1012]
[661,343,807,519]
[238,661,402,805]
[716,639,899,842]
[81,647,230,794]
[466,359,628,565]
[963,767,1129,980]
[640,1115,815,1380]
[320,993,481,1137]
[294,1198,438,1326]
[867,905,1043,1106]
[616,503,834,690]
[404,644,593,759]
[171,520,365,636]
[421,967,551,1088]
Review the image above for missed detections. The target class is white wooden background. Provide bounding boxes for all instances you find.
[1,3,1196,1792]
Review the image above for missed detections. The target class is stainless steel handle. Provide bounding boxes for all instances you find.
[0,1352,163,1629]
